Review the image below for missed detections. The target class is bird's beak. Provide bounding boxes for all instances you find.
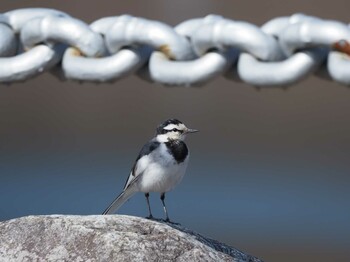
[186,128,199,134]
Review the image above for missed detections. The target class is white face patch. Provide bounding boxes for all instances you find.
[164,123,186,131]
[158,123,187,141]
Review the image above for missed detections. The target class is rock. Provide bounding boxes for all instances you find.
[0,215,263,262]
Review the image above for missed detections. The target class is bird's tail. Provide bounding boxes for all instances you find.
[102,187,137,215]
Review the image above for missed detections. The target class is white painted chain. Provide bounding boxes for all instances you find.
[1,8,350,86]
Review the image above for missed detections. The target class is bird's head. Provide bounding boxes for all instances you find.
[156,119,198,141]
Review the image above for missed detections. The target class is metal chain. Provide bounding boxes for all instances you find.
[1,8,350,86]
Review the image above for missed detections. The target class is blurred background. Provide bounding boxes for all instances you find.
[1,1,350,261]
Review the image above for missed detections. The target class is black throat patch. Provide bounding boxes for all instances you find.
[165,140,188,163]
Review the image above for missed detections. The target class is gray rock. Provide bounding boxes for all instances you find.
[0,215,263,262]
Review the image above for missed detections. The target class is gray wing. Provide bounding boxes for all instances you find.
[102,139,161,214]
[123,139,160,190]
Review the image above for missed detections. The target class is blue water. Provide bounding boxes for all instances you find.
[1,151,349,252]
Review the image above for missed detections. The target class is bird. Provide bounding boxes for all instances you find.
[102,119,198,222]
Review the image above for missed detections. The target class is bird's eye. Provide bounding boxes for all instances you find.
[172,128,178,132]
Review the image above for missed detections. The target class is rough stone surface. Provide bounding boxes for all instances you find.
[0,215,263,262]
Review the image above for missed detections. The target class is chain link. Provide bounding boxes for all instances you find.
[1,8,350,86]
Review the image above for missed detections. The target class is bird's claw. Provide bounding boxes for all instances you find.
[163,218,181,225]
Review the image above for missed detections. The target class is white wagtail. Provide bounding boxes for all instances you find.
[102,119,198,221]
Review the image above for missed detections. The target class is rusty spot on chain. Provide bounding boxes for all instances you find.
[71,47,83,57]
[332,40,350,56]
[159,44,175,60]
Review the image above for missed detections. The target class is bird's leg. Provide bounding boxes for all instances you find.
[160,193,170,222]
[145,193,153,219]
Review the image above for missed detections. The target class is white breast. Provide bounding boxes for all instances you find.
[136,143,189,193]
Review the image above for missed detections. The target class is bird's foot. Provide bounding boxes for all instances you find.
[145,215,154,220]
[163,218,181,225]
[145,216,181,225]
